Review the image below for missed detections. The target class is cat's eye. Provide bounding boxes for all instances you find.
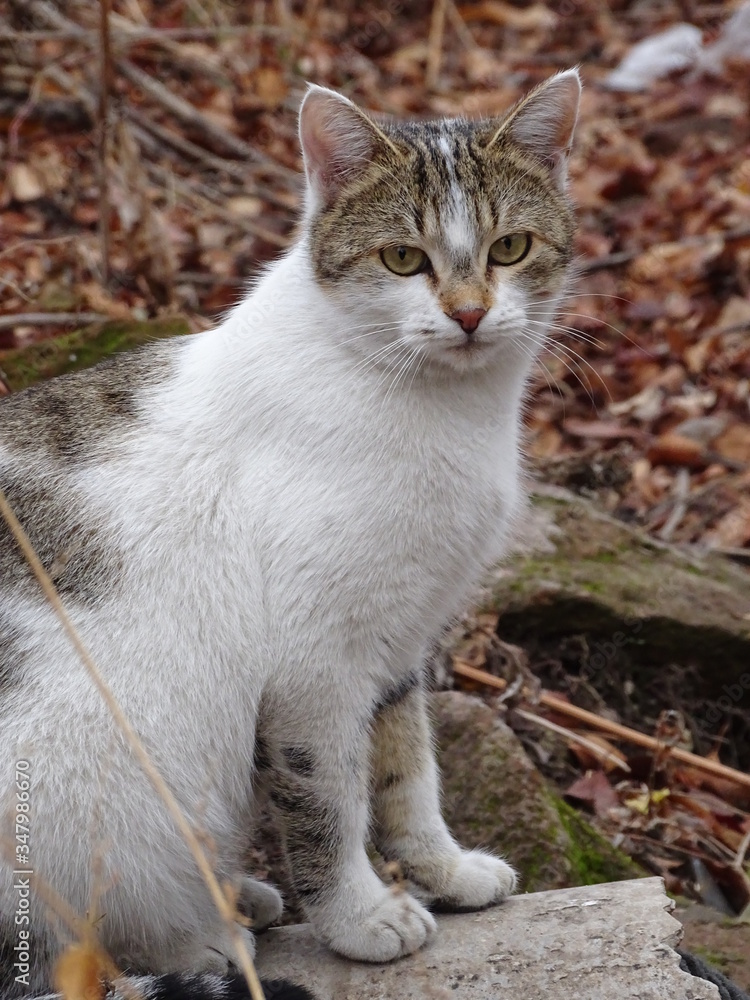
[380,245,429,276]
[489,232,532,266]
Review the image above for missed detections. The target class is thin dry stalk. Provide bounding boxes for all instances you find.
[0,490,266,1000]
[118,59,258,161]
[0,312,107,332]
[513,707,631,773]
[426,0,448,90]
[0,834,105,957]
[0,834,144,1000]
[98,0,114,285]
[453,661,750,792]
[446,0,477,50]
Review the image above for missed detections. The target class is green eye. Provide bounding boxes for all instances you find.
[380,245,429,276]
[489,232,531,266]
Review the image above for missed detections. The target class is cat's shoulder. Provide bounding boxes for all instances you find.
[0,337,185,464]
[0,337,190,612]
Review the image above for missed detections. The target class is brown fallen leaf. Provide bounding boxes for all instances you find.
[647,432,708,468]
[566,770,621,817]
[458,1,557,30]
[7,163,45,202]
[715,423,750,464]
[563,417,644,441]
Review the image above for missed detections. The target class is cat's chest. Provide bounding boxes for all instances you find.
[243,395,519,617]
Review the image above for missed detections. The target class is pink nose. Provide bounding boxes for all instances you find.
[450,308,486,334]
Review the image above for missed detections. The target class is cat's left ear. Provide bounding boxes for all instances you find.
[299,85,395,213]
[488,69,581,189]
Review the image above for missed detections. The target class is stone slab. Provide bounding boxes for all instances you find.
[255,877,719,1000]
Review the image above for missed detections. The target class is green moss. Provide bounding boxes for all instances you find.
[552,798,642,886]
[690,947,732,972]
[591,551,618,564]
[519,839,560,891]
[0,317,191,391]
[486,493,750,692]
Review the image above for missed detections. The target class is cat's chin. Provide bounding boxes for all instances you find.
[430,338,503,374]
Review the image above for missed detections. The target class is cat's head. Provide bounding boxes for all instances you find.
[298,71,580,376]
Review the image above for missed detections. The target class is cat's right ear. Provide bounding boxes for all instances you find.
[299,86,392,213]
[488,69,582,189]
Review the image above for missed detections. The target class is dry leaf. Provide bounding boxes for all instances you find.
[715,423,750,464]
[566,770,621,816]
[647,432,708,468]
[54,944,108,1000]
[7,164,44,202]
[459,1,557,30]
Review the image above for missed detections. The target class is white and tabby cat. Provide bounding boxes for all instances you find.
[0,71,580,999]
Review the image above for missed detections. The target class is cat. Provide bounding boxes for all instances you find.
[0,69,580,1000]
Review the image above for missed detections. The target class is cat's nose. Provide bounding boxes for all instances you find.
[449,308,486,334]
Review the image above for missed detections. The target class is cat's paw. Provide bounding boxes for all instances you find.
[238,876,284,931]
[423,849,517,911]
[188,924,257,975]
[325,889,436,963]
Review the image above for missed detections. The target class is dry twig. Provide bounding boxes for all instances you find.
[454,661,750,792]
[117,59,258,161]
[513,707,631,773]
[98,0,114,284]
[0,312,108,332]
[426,0,448,90]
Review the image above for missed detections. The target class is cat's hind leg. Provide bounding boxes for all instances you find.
[371,676,517,910]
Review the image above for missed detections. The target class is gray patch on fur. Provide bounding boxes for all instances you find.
[0,341,180,603]
[0,610,26,692]
[0,340,180,464]
[254,734,272,772]
[0,468,119,604]
[270,775,341,903]
[282,746,316,776]
[374,670,420,715]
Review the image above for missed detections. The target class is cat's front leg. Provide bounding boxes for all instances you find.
[258,693,436,962]
[371,675,517,910]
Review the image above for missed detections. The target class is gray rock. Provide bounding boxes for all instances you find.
[486,487,750,698]
[431,691,639,892]
[255,877,720,999]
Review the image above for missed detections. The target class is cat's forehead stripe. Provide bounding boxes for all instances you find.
[403,132,483,262]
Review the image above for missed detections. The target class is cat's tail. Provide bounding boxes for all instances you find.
[3,974,316,1000]
[115,973,316,1000]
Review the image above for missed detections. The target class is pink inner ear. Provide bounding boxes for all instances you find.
[299,88,378,207]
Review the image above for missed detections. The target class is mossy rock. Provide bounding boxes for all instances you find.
[485,491,750,700]
[0,317,191,392]
[432,691,641,893]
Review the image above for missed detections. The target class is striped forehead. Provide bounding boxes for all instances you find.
[405,123,488,265]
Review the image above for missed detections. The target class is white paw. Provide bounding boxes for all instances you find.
[189,924,256,974]
[325,889,437,963]
[435,849,517,910]
[238,876,284,931]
